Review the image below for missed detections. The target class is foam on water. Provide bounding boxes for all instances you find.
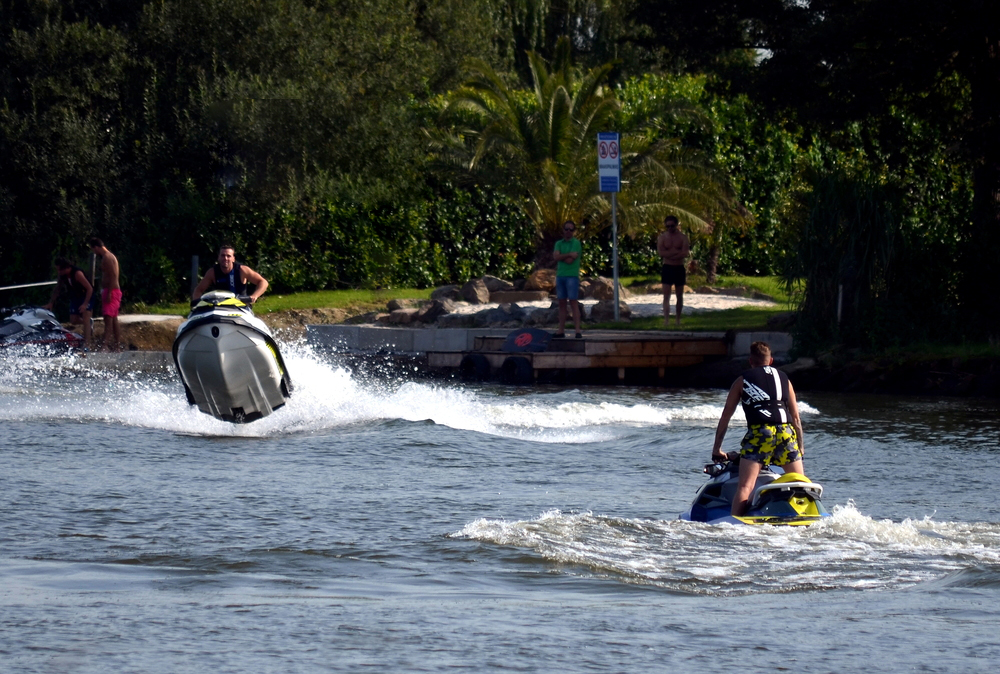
[455,503,1000,595]
[3,343,776,442]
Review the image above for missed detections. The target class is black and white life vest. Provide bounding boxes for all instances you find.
[740,365,790,425]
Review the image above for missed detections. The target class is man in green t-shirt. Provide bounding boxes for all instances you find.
[553,220,583,338]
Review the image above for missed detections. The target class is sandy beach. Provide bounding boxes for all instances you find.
[449,292,780,319]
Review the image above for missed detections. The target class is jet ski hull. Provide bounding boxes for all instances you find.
[679,462,830,526]
[1,306,84,352]
[173,293,291,423]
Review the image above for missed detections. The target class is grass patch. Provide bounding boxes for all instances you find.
[127,287,434,317]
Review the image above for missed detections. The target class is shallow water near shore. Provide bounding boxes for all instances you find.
[3,344,1000,672]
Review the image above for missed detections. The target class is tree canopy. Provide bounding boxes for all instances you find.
[0,0,992,344]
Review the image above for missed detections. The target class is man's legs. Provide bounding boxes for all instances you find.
[732,458,762,516]
[674,284,683,326]
[663,285,671,326]
[570,299,581,335]
[780,459,804,475]
[557,298,568,335]
[105,315,120,351]
[71,310,93,346]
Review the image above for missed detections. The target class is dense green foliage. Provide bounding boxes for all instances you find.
[1,0,993,349]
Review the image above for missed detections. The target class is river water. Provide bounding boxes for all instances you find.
[2,344,1000,673]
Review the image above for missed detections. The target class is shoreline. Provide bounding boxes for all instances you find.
[61,338,1000,399]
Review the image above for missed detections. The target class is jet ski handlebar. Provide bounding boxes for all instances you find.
[704,452,741,477]
[190,294,255,309]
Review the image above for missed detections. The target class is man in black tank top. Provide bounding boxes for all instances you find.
[192,243,269,304]
[710,341,805,516]
[44,257,95,347]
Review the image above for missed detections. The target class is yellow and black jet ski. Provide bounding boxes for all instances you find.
[172,291,292,423]
[679,458,829,526]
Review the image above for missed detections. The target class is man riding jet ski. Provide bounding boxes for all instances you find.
[679,455,829,526]
[688,339,828,525]
[173,244,290,423]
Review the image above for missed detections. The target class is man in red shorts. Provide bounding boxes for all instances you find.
[89,238,122,351]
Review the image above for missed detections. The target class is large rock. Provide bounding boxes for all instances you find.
[386,308,421,325]
[524,301,560,326]
[481,275,515,293]
[416,298,457,323]
[431,284,461,301]
[437,313,477,328]
[524,268,556,292]
[589,299,631,323]
[586,276,631,300]
[387,298,422,311]
[489,290,550,304]
[461,278,491,304]
[473,303,527,328]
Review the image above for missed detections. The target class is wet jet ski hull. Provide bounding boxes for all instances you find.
[1,306,84,352]
[679,461,830,526]
[172,293,291,423]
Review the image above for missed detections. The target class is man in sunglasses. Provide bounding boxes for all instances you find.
[553,220,583,338]
[657,215,690,327]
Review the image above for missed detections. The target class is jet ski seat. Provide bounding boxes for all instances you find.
[750,473,823,508]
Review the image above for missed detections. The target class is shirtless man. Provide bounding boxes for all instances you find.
[89,238,122,351]
[192,243,269,304]
[656,215,690,327]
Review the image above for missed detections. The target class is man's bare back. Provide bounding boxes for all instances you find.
[100,249,120,290]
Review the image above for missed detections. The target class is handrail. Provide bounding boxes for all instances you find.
[0,281,57,291]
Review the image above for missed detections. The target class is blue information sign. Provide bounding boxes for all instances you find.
[597,132,620,193]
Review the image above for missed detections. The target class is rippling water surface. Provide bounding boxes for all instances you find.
[3,344,1000,672]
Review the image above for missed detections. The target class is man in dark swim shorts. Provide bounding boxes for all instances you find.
[709,341,805,516]
[656,215,690,327]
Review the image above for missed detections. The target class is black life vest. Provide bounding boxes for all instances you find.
[59,265,89,303]
[740,365,791,425]
[211,262,246,295]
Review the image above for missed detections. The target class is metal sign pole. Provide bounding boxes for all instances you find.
[597,131,622,322]
[191,255,200,296]
[612,192,619,321]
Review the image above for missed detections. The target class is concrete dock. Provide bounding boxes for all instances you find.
[307,324,793,384]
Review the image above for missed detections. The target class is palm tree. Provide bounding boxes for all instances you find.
[431,36,745,265]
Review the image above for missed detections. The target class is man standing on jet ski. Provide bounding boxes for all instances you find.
[710,341,805,516]
[191,243,269,304]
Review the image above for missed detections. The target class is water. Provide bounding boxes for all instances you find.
[3,344,1000,672]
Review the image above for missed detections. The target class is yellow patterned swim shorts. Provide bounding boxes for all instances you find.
[740,423,802,466]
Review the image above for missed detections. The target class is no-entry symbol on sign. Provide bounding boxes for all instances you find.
[597,132,620,192]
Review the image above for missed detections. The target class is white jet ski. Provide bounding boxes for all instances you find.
[0,306,84,352]
[172,291,292,423]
